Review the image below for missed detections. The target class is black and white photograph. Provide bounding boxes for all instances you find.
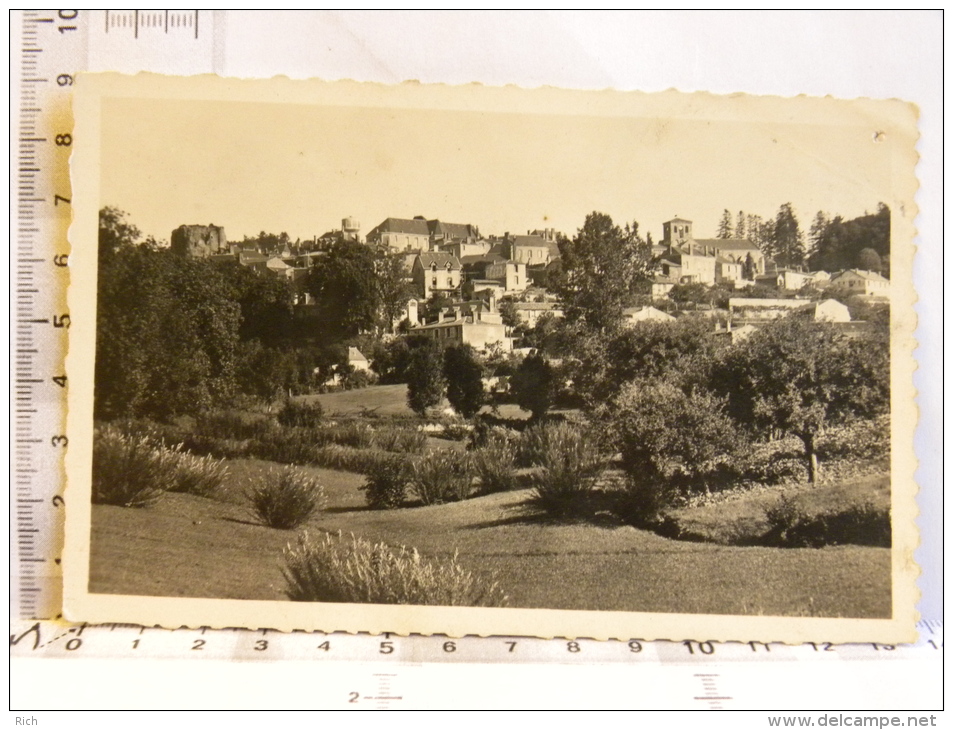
[62,74,919,643]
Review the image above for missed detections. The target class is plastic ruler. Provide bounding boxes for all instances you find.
[8,10,941,710]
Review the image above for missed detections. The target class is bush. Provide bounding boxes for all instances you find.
[817,416,890,462]
[763,495,891,548]
[277,400,325,429]
[311,445,403,474]
[195,410,276,441]
[247,466,327,529]
[92,426,230,506]
[408,450,474,505]
[361,457,411,510]
[523,422,607,518]
[164,450,230,498]
[371,425,427,454]
[283,531,508,606]
[92,428,173,507]
[472,432,519,494]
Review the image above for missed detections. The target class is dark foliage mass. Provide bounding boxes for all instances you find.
[443,344,485,419]
[808,204,890,276]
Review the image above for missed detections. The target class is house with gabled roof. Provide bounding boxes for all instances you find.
[503,233,552,266]
[829,269,890,297]
[367,217,432,253]
[412,251,462,299]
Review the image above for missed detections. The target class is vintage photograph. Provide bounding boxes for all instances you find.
[64,75,919,642]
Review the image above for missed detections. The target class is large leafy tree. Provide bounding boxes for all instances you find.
[555,212,653,333]
[306,240,410,339]
[443,344,485,419]
[709,315,889,483]
[96,210,241,420]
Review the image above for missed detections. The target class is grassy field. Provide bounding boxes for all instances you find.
[89,456,891,617]
[302,384,531,420]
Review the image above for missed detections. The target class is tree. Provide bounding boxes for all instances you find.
[614,379,739,493]
[806,205,890,276]
[217,263,296,346]
[98,206,142,267]
[735,210,746,240]
[306,240,410,340]
[602,317,721,400]
[717,209,733,239]
[406,339,446,416]
[443,344,485,418]
[709,316,889,483]
[96,235,241,420]
[771,203,805,268]
[742,252,756,281]
[555,212,654,332]
[497,297,520,329]
[668,282,709,309]
[510,352,556,421]
[858,247,883,273]
[808,210,830,260]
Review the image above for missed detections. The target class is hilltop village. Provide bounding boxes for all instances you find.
[169,211,890,365]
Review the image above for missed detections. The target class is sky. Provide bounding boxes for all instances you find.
[98,92,896,246]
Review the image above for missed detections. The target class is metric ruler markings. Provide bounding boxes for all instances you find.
[9,620,944,663]
[13,9,79,622]
[104,9,199,39]
[11,9,210,622]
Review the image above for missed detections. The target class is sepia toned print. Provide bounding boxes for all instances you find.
[64,74,919,643]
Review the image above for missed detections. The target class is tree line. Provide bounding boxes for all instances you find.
[95,207,412,420]
[715,203,890,273]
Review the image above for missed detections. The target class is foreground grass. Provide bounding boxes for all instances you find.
[90,467,891,617]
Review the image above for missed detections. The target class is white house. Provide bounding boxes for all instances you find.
[829,269,890,297]
[621,305,676,325]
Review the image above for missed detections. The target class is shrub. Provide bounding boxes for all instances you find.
[311,445,402,474]
[763,495,891,548]
[92,426,230,506]
[164,450,230,498]
[283,531,508,606]
[371,425,427,454]
[472,432,518,494]
[277,400,325,429]
[361,457,411,510]
[523,422,607,518]
[817,416,890,462]
[247,466,327,529]
[92,428,173,507]
[195,410,275,441]
[408,450,474,505]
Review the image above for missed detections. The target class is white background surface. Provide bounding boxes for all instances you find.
[8,9,944,715]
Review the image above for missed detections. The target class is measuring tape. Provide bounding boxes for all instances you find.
[9,17,940,704]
